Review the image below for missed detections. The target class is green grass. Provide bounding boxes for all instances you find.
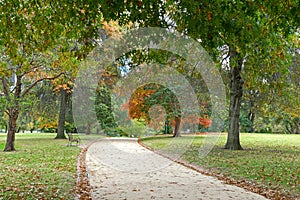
[0,133,81,200]
[141,133,300,199]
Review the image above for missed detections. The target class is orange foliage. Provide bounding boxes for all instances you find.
[199,116,212,128]
[102,20,122,39]
[126,88,157,123]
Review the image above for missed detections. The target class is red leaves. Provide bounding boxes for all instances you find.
[199,116,212,128]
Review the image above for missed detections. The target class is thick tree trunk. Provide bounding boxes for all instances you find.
[225,50,244,150]
[55,88,67,139]
[4,108,19,151]
[173,116,181,137]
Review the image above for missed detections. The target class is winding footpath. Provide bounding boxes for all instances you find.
[86,138,267,200]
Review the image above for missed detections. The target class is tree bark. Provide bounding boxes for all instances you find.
[173,116,181,137]
[4,75,22,151]
[4,108,19,151]
[86,122,91,135]
[225,50,244,150]
[248,110,255,133]
[248,99,255,133]
[55,88,67,139]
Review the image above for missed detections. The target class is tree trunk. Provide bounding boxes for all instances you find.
[225,50,244,150]
[86,122,91,135]
[173,116,181,137]
[293,118,299,134]
[248,111,255,133]
[55,88,67,139]
[4,108,19,151]
[285,122,293,134]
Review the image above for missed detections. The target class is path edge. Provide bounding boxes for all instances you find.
[75,140,99,200]
[137,138,294,200]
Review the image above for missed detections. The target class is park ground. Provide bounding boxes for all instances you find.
[0,133,299,199]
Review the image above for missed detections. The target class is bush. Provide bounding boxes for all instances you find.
[258,127,273,133]
[105,127,128,137]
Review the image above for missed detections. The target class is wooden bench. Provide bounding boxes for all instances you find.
[67,133,80,146]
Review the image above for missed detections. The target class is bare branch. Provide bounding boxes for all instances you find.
[21,72,65,97]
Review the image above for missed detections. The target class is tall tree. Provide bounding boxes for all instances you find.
[126,83,181,136]
[0,0,101,151]
[100,0,299,149]
[170,1,299,149]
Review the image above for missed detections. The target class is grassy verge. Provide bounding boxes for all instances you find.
[141,133,300,199]
[0,133,81,200]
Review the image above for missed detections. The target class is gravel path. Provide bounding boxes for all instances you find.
[86,138,267,200]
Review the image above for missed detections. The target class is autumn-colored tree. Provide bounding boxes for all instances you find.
[100,0,299,149]
[0,0,101,151]
[128,83,181,136]
[199,116,212,129]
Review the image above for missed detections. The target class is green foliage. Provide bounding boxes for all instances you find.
[100,0,299,148]
[95,84,117,132]
[0,133,80,199]
[119,119,147,138]
[133,83,181,122]
[105,127,128,137]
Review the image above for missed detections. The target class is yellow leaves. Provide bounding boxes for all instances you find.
[53,83,72,93]
[101,19,123,39]
[234,44,241,53]
[245,81,251,89]
[0,62,11,77]
[38,118,57,129]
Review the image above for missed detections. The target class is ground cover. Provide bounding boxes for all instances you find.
[141,133,300,199]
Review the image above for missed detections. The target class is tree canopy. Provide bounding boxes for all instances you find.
[0,0,299,151]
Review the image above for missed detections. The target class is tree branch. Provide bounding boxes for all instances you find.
[4,110,10,117]
[20,65,40,77]
[1,78,11,102]
[21,72,65,97]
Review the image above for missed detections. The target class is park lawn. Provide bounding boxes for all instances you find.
[0,133,81,200]
[141,133,300,199]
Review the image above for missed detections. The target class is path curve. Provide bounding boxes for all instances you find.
[86,138,267,200]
